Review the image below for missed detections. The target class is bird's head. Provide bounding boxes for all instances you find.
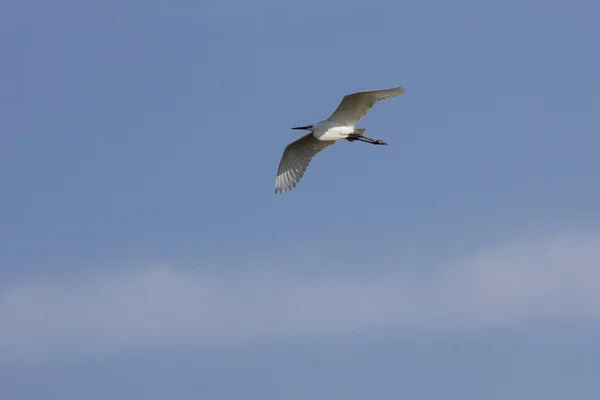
[291,124,314,131]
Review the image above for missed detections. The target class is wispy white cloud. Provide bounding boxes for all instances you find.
[2,232,600,362]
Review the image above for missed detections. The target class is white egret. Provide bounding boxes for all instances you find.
[275,86,405,193]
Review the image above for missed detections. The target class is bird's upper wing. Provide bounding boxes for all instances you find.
[326,87,405,126]
[275,133,337,193]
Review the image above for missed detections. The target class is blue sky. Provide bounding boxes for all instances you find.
[2,0,600,398]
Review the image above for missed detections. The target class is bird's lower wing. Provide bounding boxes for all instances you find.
[275,133,337,193]
[327,87,405,126]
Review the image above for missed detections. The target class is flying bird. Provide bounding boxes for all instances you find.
[275,86,405,193]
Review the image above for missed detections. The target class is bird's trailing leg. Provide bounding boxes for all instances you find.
[346,135,388,145]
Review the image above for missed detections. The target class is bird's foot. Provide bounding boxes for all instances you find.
[348,135,388,145]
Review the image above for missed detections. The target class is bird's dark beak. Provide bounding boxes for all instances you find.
[292,125,312,130]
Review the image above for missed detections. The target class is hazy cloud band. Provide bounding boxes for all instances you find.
[2,232,600,362]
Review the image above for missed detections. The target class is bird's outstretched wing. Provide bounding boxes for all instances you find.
[327,87,405,126]
[275,133,337,193]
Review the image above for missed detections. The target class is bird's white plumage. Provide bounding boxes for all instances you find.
[327,87,405,126]
[275,86,405,193]
[275,133,337,193]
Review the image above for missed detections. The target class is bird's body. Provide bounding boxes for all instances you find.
[275,86,405,194]
[311,121,355,141]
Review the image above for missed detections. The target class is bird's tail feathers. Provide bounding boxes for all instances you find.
[346,128,366,142]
